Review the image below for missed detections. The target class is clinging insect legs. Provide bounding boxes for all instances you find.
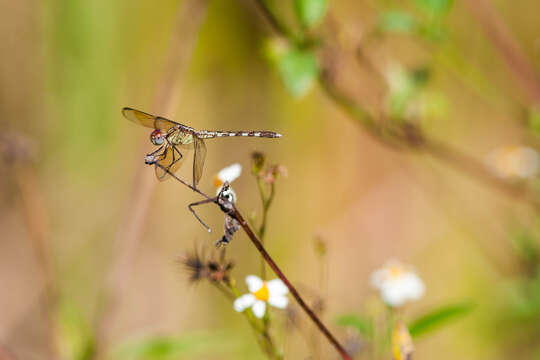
[188,197,216,233]
[187,182,240,246]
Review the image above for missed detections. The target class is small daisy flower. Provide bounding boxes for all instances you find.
[234,275,289,318]
[370,260,425,307]
[486,145,539,180]
[214,163,242,201]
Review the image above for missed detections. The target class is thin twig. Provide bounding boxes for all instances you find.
[12,165,58,359]
[252,0,540,210]
[252,0,292,38]
[256,176,275,279]
[463,0,540,105]
[94,0,209,356]
[228,270,282,358]
[229,208,352,360]
[2,133,57,359]
[320,71,540,208]
[154,163,351,360]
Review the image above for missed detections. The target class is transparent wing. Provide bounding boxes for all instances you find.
[193,138,207,186]
[155,145,190,181]
[122,107,179,131]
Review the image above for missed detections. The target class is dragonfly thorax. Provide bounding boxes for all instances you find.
[168,130,194,145]
[150,129,165,146]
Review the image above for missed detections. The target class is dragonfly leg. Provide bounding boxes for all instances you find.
[145,145,164,164]
[166,145,183,171]
[188,197,216,233]
[148,145,164,156]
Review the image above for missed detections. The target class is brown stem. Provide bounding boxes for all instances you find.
[463,0,540,105]
[229,208,352,360]
[421,138,539,207]
[253,0,540,211]
[154,164,351,359]
[252,0,292,39]
[229,276,282,359]
[320,72,540,209]
[12,163,58,359]
[256,177,275,279]
[93,0,209,356]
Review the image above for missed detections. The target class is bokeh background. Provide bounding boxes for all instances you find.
[1,0,540,359]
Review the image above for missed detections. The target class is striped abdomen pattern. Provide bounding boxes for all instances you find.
[196,130,282,139]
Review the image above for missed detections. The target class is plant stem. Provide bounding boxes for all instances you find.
[156,164,351,359]
[229,207,352,360]
[256,177,276,279]
[463,0,540,106]
[260,181,276,241]
[12,162,58,359]
[253,0,292,39]
[256,178,267,279]
[229,280,282,359]
[94,0,209,356]
[253,0,540,211]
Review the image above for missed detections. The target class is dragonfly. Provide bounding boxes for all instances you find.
[122,107,282,186]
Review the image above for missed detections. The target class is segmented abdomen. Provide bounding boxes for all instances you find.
[197,130,282,139]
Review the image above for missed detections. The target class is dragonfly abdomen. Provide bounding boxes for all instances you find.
[197,130,282,139]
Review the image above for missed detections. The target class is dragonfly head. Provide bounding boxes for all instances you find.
[150,129,165,146]
[145,154,157,165]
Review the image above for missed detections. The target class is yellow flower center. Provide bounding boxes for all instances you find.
[389,265,404,278]
[214,176,223,189]
[253,282,269,301]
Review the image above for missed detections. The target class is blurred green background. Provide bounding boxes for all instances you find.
[1,0,540,359]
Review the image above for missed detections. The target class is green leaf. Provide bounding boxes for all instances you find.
[511,231,540,266]
[528,107,540,137]
[336,314,374,338]
[378,11,418,33]
[408,302,475,338]
[414,0,453,16]
[112,333,230,360]
[56,300,95,360]
[277,48,318,97]
[418,22,447,42]
[294,0,328,28]
[411,68,430,87]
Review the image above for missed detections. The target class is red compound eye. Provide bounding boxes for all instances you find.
[150,129,164,145]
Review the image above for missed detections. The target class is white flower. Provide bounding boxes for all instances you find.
[233,275,289,318]
[214,163,242,201]
[384,63,411,96]
[370,260,425,307]
[486,145,539,180]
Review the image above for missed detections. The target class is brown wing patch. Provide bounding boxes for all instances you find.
[123,107,179,131]
[154,145,189,181]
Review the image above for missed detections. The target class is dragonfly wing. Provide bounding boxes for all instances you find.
[155,145,189,181]
[122,107,179,131]
[155,116,179,131]
[193,138,207,186]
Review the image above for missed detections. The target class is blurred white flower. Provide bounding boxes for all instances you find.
[486,145,539,180]
[383,62,425,119]
[233,275,289,318]
[370,260,425,307]
[384,63,411,96]
[214,163,242,201]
